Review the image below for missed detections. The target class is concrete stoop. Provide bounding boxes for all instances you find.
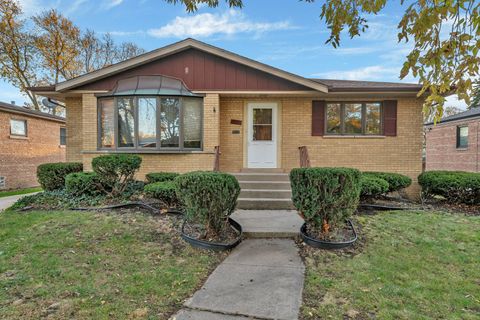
[231,210,303,238]
[233,170,294,210]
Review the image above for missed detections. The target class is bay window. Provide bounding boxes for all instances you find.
[325,102,382,135]
[98,96,203,151]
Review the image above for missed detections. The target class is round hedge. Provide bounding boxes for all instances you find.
[175,171,240,236]
[360,175,389,200]
[144,181,178,208]
[290,167,361,233]
[65,172,103,197]
[363,172,412,192]
[91,154,142,195]
[37,162,83,191]
[145,172,179,184]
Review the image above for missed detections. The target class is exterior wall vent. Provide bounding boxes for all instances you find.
[0,176,5,189]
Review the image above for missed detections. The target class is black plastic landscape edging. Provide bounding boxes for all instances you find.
[72,201,163,214]
[181,217,242,251]
[300,219,357,250]
[359,203,410,211]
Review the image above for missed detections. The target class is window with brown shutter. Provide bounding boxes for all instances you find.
[383,100,397,136]
[312,100,325,136]
[323,101,383,135]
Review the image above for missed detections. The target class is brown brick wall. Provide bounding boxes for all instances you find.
[0,111,66,190]
[219,96,424,197]
[65,94,423,197]
[425,119,480,172]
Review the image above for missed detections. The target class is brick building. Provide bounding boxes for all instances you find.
[425,107,480,172]
[0,102,66,190]
[30,38,425,201]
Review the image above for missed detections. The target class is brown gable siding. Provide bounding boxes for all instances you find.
[77,49,311,92]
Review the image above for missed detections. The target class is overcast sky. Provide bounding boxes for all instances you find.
[4,0,467,109]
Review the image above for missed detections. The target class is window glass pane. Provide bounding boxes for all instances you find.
[99,99,114,148]
[344,103,362,134]
[253,108,272,124]
[160,98,180,148]
[183,98,202,149]
[458,126,468,148]
[60,127,66,146]
[10,119,26,136]
[326,103,341,134]
[365,103,381,134]
[118,97,135,148]
[138,98,157,148]
[253,125,272,140]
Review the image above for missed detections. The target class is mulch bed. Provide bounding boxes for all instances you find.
[182,220,240,244]
[304,222,355,242]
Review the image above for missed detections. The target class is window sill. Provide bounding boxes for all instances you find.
[82,150,213,154]
[59,145,66,148]
[9,135,28,140]
[456,147,468,151]
[322,135,385,139]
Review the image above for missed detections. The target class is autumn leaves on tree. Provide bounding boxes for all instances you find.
[0,0,144,110]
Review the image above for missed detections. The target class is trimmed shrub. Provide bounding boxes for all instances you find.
[91,154,142,196]
[144,181,178,208]
[145,172,179,184]
[360,175,389,200]
[37,162,83,191]
[363,172,412,193]
[418,171,480,204]
[290,167,361,233]
[175,171,240,236]
[65,172,102,197]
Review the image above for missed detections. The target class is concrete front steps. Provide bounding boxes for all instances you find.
[233,169,294,210]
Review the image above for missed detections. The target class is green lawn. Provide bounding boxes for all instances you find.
[301,211,480,320]
[0,210,224,319]
[0,187,42,198]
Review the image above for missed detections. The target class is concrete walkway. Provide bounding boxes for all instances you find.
[172,239,305,320]
[0,193,38,211]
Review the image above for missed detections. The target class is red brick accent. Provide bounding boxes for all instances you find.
[0,111,66,190]
[425,118,480,172]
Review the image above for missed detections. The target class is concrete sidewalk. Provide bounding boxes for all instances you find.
[0,193,38,211]
[172,239,305,320]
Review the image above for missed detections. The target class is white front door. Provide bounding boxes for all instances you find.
[247,102,277,168]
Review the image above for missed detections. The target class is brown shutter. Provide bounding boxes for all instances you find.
[312,100,325,136]
[383,100,397,136]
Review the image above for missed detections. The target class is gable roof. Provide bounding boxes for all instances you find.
[310,79,423,92]
[0,101,65,123]
[55,38,329,93]
[425,107,480,125]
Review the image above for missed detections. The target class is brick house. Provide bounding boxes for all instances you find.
[425,107,480,172]
[29,38,425,204]
[0,102,66,190]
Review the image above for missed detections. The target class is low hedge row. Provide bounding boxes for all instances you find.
[145,172,179,184]
[144,181,179,208]
[360,175,389,200]
[418,171,480,204]
[65,172,102,197]
[360,171,412,200]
